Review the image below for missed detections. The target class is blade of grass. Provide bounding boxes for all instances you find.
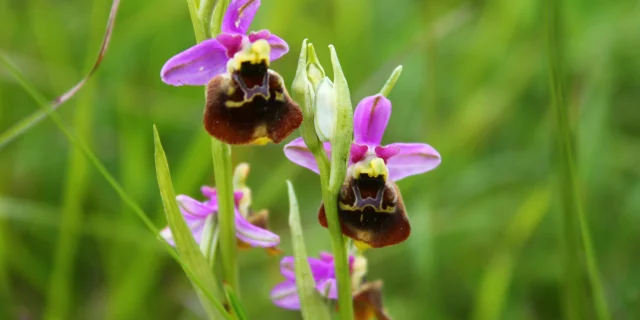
[0,220,13,319]
[546,1,610,319]
[0,53,225,319]
[153,125,229,320]
[473,187,550,320]
[43,1,105,318]
[0,0,120,150]
[287,181,332,320]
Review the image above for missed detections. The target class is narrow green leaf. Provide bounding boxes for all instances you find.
[0,0,120,151]
[223,282,248,320]
[153,125,230,320]
[546,1,610,319]
[473,187,550,320]
[287,181,332,320]
[1,46,228,320]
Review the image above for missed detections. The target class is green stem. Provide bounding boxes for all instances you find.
[186,0,207,42]
[210,0,229,37]
[210,139,238,291]
[546,1,610,320]
[304,139,354,320]
[186,0,238,294]
[295,40,354,320]
[321,183,353,320]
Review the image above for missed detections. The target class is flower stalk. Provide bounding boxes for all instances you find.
[210,136,239,291]
[186,0,239,293]
[292,40,355,320]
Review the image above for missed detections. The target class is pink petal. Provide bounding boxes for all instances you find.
[385,142,441,181]
[280,256,333,281]
[249,30,289,61]
[216,33,246,58]
[353,94,392,145]
[201,186,217,199]
[375,145,400,163]
[318,252,334,263]
[160,218,207,246]
[160,39,228,86]
[283,138,321,174]
[233,191,245,204]
[222,0,260,35]
[315,278,338,299]
[176,195,216,220]
[350,144,369,164]
[270,280,300,310]
[235,210,280,247]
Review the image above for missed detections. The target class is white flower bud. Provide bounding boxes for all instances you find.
[313,77,337,142]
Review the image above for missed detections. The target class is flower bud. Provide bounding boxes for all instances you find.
[291,39,313,118]
[291,39,324,152]
[306,43,325,90]
[313,77,336,142]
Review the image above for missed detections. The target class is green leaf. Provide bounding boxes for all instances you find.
[153,125,230,320]
[473,187,550,320]
[223,282,248,320]
[286,181,332,320]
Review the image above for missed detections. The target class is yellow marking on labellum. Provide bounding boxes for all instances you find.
[360,214,363,222]
[353,157,389,180]
[251,137,272,145]
[228,39,271,72]
[354,240,372,251]
[227,86,236,96]
[275,91,285,102]
[224,88,271,108]
[249,125,271,145]
[339,202,396,213]
[225,100,245,108]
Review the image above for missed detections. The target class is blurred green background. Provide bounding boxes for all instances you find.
[1,0,639,319]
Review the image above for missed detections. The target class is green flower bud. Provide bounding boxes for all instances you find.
[306,43,326,90]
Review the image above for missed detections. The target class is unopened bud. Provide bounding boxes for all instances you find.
[313,77,336,142]
[306,43,325,90]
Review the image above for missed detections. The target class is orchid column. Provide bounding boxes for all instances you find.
[160,0,300,294]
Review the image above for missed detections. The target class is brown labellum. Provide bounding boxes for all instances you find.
[318,173,410,248]
[204,61,303,145]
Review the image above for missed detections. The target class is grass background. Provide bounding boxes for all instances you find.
[1,0,639,319]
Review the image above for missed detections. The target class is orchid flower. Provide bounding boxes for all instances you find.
[160,0,288,86]
[283,94,441,248]
[160,186,280,251]
[271,253,390,319]
[160,0,302,145]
